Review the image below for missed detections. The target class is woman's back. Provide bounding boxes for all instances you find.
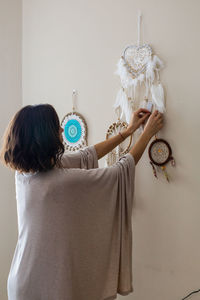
[2,103,161,300]
[7,146,135,300]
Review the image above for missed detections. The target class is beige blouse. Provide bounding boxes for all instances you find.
[7,145,135,300]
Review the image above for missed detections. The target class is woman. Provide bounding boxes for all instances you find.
[1,104,163,300]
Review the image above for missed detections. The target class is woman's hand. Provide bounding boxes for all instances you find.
[127,108,151,134]
[129,110,164,165]
[143,110,164,138]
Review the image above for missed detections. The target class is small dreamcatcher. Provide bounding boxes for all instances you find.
[148,136,175,182]
[105,109,132,166]
[61,90,88,152]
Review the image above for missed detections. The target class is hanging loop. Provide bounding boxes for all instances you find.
[137,10,142,46]
[72,89,77,112]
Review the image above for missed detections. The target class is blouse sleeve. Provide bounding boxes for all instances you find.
[108,152,135,292]
[111,152,135,207]
[61,145,99,169]
[58,151,135,295]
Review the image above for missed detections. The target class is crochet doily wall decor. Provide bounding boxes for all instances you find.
[61,90,88,152]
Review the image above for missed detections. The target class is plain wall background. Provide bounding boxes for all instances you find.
[1,0,200,299]
[0,0,22,299]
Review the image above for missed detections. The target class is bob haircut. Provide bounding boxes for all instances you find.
[0,104,65,173]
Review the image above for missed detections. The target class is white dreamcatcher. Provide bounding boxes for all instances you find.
[114,11,166,124]
[106,11,175,181]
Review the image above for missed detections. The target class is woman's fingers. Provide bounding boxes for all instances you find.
[155,112,163,119]
[140,112,151,122]
[153,110,159,116]
[137,108,151,113]
[136,113,150,126]
[158,116,164,122]
[158,118,164,128]
[137,108,151,117]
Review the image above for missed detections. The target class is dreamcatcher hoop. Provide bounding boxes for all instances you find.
[105,119,132,166]
[148,136,175,181]
[106,120,132,155]
[122,44,153,77]
[148,138,172,166]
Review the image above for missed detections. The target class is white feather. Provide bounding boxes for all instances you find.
[153,55,164,70]
[146,58,155,84]
[113,88,132,123]
[115,58,132,88]
[138,73,145,85]
[151,83,166,113]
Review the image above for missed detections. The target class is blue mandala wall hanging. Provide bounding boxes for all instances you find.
[61,111,88,152]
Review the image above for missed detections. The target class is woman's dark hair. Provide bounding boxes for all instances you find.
[0,104,65,173]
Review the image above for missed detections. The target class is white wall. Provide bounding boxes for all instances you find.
[22,0,200,299]
[0,0,22,299]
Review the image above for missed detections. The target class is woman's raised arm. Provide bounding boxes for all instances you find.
[94,108,151,160]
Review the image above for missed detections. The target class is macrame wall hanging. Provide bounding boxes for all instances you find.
[107,11,175,180]
[61,90,88,152]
